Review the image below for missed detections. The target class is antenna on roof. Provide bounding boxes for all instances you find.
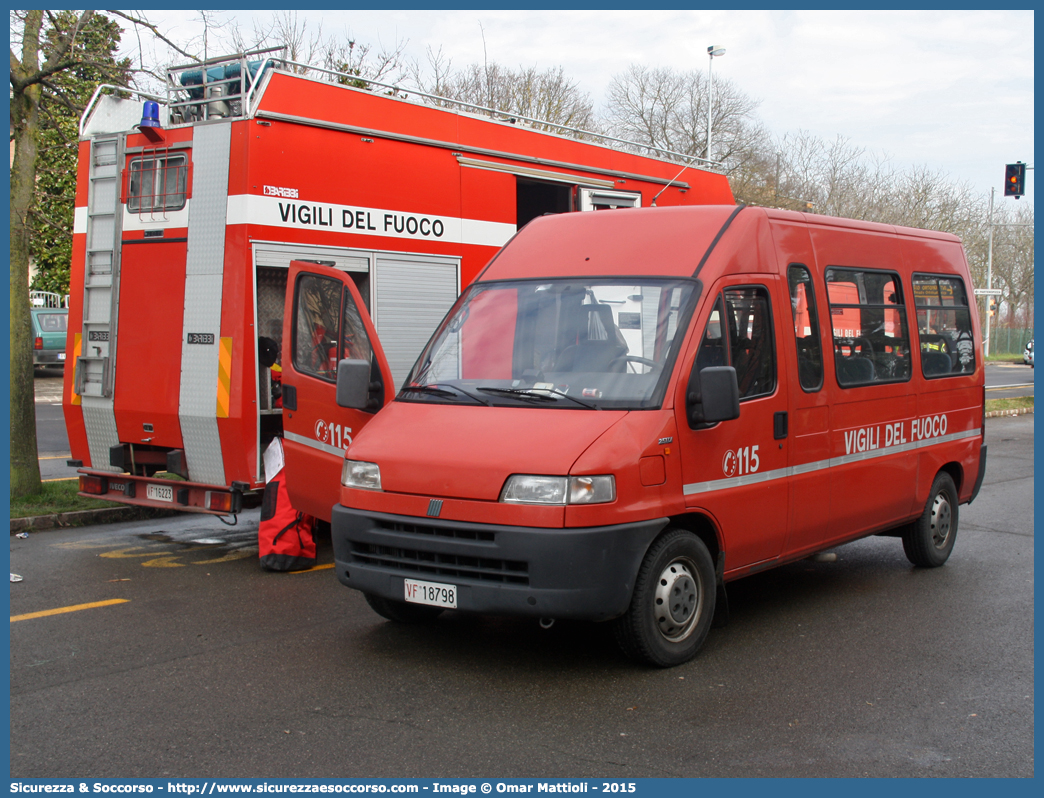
[651,155,702,207]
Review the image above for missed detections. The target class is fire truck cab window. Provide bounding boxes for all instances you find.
[293,273,371,382]
[695,286,776,400]
[788,265,824,391]
[826,267,911,386]
[127,154,187,213]
[912,274,976,377]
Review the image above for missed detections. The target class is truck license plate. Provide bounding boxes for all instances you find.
[404,578,457,608]
[146,484,174,503]
[57,353,66,360]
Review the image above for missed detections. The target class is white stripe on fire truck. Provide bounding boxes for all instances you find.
[75,204,194,235]
[284,430,348,459]
[682,428,981,496]
[224,194,516,249]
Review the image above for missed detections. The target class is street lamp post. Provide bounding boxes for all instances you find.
[707,45,725,162]
[986,187,994,357]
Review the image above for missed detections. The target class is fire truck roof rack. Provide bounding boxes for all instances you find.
[79,85,167,137]
[164,45,288,125]
[268,59,724,173]
[81,47,722,173]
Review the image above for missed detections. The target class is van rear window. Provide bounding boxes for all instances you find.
[912,274,976,377]
[826,268,911,386]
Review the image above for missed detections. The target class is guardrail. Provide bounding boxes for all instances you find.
[30,291,69,309]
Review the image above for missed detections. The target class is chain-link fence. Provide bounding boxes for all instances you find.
[988,326,1033,357]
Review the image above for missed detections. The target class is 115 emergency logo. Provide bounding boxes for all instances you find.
[315,419,352,451]
[722,445,760,477]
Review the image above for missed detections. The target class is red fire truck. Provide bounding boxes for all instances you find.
[64,48,733,518]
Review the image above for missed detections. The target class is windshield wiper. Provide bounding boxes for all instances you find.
[476,386,598,409]
[400,383,491,405]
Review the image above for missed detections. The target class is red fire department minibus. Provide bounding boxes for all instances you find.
[64,49,732,516]
[325,203,987,667]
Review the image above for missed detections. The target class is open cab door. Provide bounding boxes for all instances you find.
[280,261,394,521]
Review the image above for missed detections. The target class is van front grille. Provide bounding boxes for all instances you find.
[349,541,529,585]
[374,518,495,542]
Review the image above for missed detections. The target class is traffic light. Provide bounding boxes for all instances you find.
[1004,162,1026,198]
[988,298,998,317]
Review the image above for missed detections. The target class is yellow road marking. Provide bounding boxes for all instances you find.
[141,556,185,568]
[193,549,255,565]
[291,563,335,574]
[11,598,129,623]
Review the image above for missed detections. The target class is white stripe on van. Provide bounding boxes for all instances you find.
[682,428,981,496]
[284,430,348,459]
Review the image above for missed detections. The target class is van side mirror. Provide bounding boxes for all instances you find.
[336,358,373,409]
[686,365,740,428]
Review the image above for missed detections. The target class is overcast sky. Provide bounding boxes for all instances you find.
[149,9,1034,205]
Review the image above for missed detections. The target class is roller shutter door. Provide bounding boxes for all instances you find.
[373,254,460,388]
[253,244,369,273]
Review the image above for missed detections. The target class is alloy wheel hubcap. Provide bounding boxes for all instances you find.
[654,559,701,641]
[930,492,952,548]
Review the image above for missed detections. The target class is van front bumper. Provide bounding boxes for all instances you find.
[331,505,669,621]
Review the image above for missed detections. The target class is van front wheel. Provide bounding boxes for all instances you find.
[613,529,716,667]
[902,472,958,568]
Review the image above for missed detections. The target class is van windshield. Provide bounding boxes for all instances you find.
[402,278,698,410]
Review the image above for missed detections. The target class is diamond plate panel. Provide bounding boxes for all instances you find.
[179,122,232,486]
[185,124,232,277]
[81,396,121,472]
[257,267,288,353]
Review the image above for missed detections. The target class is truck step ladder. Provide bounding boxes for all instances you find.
[75,134,123,471]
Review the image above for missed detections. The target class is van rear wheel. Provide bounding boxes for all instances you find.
[613,529,716,667]
[364,593,444,623]
[902,472,958,568]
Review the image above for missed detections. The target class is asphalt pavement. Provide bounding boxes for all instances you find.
[7,414,1034,778]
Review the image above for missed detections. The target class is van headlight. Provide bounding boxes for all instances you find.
[500,475,615,505]
[342,460,381,490]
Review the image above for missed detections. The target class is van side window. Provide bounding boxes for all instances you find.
[292,273,371,382]
[127,154,187,213]
[787,265,823,391]
[912,274,976,376]
[695,297,727,373]
[826,268,911,386]
[695,287,776,400]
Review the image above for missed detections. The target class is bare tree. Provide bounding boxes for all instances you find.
[603,64,769,167]
[10,10,219,499]
[10,10,101,497]
[987,203,1035,330]
[409,46,597,132]
[221,11,408,86]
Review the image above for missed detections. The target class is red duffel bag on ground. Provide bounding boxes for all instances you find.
[258,476,316,572]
